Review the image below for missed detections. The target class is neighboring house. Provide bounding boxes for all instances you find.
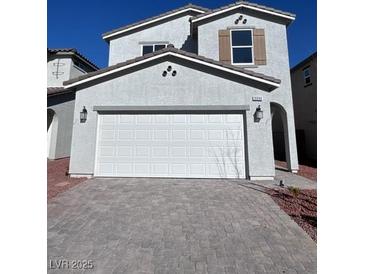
[47,48,98,160]
[290,52,317,164]
[63,1,299,180]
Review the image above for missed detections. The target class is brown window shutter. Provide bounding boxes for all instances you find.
[218,29,231,64]
[253,29,267,65]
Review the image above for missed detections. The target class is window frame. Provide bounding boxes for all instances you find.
[303,66,312,86]
[230,29,255,65]
[140,43,168,56]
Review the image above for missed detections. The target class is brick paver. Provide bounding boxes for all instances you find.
[48,178,316,273]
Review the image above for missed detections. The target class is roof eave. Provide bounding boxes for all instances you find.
[102,6,209,41]
[63,49,280,90]
[48,50,99,71]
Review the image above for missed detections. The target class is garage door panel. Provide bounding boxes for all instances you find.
[100,130,116,140]
[101,115,117,124]
[97,163,114,174]
[152,146,169,157]
[118,130,134,140]
[153,115,169,123]
[99,146,115,157]
[134,163,150,174]
[136,115,152,123]
[151,163,169,174]
[153,130,169,140]
[117,146,133,156]
[115,163,133,174]
[95,113,245,178]
[190,147,206,157]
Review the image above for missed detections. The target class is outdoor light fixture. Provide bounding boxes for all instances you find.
[80,106,87,123]
[172,70,177,77]
[254,105,264,120]
[167,65,172,72]
[162,71,167,77]
[238,15,243,20]
[242,19,247,24]
[235,19,239,24]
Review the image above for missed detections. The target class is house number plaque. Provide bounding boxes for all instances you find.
[252,96,263,102]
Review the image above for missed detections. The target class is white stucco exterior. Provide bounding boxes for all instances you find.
[66,2,299,179]
[47,49,98,159]
[108,12,200,66]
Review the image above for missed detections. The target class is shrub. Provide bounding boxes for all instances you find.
[288,186,301,197]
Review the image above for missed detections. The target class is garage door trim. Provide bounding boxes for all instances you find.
[93,107,249,179]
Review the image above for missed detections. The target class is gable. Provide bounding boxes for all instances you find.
[191,1,295,27]
[72,60,276,113]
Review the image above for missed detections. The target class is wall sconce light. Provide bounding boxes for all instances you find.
[172,70,177,77]
[80,106,87,123]
[242,19,247,24]
[238,15,243,20]
[162,71,167,77]
[234,19,239,24]
[167,65,172,72]
[254,105,264,121]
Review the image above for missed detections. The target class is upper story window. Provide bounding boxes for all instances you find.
[230,29,254,65]
[141,44,167,55]
[303,66,312,86]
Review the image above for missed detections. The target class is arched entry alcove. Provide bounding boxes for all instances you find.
[270,102,291,170]
[47,109,58,159]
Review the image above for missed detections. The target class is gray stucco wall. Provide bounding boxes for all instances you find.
[47,57,73,87]
[47,93,76,159]
[108,13,198,66]
[197,10,298,171]
[70,63,87,79]
[69,59,276,178]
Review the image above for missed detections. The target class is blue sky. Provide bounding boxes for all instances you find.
[47,0,316,68]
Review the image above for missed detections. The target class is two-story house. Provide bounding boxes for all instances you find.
[63,1,299,180]
[47,48,98,159]
[291,52,317,164]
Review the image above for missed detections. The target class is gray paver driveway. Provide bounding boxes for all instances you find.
[48,178,316,274]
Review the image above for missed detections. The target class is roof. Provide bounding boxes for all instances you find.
[102,4,210,41]
[63,45,280,90]
[290,52,317,72]
[47,87,74,97]
[47,48,99,70]
[191,1,296,25]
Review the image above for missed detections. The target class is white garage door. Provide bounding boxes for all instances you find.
[94,113,245,178]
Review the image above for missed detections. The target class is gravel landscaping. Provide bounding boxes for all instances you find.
[47,158,87,201]
[268,187,317,242]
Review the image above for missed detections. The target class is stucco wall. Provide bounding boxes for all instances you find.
[69,59,275,178]
[47,93,76,159]
[291,55,317,161]
[108,13,198,66]
[47,57,72,87]
[70,63,87,79]
[197,11,298,170]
